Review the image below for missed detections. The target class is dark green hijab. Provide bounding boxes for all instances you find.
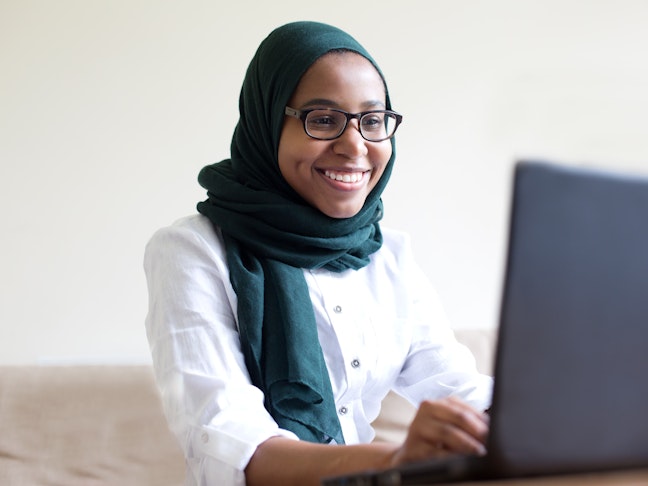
[197,21,397,444]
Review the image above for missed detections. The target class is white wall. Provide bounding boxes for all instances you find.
[1,0,647,365]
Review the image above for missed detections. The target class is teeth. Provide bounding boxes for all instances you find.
[324,170,363,183]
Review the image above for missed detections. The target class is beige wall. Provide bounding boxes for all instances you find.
[2,0,647,364]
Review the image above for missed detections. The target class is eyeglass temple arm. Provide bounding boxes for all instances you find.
[284,107,301,118]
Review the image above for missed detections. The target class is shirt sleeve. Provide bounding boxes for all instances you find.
[143,216,298,486]
[386,231,493,412]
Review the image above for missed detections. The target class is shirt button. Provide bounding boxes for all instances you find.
[201,432,209,443]
[333,305,342,313]
[351,359,360,368]
[338,406,348,415]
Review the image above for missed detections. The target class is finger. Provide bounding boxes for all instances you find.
[432,420,488,456]
[412,413,486,456]
[419,398,489,444]
[404,425,486,461]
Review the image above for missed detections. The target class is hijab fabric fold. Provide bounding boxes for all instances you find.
[197,21,396,444]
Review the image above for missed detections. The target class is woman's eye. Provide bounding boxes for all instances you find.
[311,116,336,126]
[307,113,341,131]
[362,115,384,131]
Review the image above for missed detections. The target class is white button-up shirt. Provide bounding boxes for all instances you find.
[144,214,492,486]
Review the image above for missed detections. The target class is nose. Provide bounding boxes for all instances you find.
[332,119,368,158]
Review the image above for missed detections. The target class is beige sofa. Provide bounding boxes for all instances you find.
[0,329,495,485]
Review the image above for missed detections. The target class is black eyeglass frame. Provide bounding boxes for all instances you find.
[284,106,403,142]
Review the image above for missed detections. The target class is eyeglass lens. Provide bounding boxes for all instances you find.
[305,110,398,141]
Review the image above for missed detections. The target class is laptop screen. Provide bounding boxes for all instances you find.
[488,161,648,476]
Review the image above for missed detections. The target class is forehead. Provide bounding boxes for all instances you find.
[289,52,386,106]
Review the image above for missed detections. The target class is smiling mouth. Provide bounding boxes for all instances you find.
[323,169,368,183]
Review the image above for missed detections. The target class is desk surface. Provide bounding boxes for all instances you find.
[439,469,648,485]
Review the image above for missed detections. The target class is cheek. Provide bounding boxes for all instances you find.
[278,141,307,177]
[278,128,325,176]
[371,142,393,174]
[277,128,301,178]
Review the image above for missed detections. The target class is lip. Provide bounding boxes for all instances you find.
[319,168,370,191]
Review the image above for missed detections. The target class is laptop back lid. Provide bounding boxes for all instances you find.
[488,161,648,477]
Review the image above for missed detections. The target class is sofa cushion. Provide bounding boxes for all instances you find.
[0,365,184,486]
[0,329,495,484]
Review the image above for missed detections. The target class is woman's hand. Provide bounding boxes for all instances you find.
[389,396,489,466]
[246,397,489,486]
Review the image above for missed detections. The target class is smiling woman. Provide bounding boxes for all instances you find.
[278,52,395,218]
[143,20,492,486]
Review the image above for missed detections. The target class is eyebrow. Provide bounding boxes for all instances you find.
[299,98,386,110]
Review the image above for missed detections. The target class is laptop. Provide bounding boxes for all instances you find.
[323,160,648,485]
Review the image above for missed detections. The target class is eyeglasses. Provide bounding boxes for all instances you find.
[284,106,403,142]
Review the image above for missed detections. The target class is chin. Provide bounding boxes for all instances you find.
[320,204,363,219]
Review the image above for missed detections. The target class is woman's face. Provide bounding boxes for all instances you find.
[277,52,393,219]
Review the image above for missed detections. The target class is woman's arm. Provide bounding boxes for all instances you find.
[246,396,489,486]
[145,217,300,485]
[246,437,396,486]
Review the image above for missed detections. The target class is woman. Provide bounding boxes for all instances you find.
[144,21,492,486]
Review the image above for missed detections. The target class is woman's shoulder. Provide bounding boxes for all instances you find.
[379,225,413,255]
[151,213,219,239]
[369,225,417,273]
[145,214,226,260]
